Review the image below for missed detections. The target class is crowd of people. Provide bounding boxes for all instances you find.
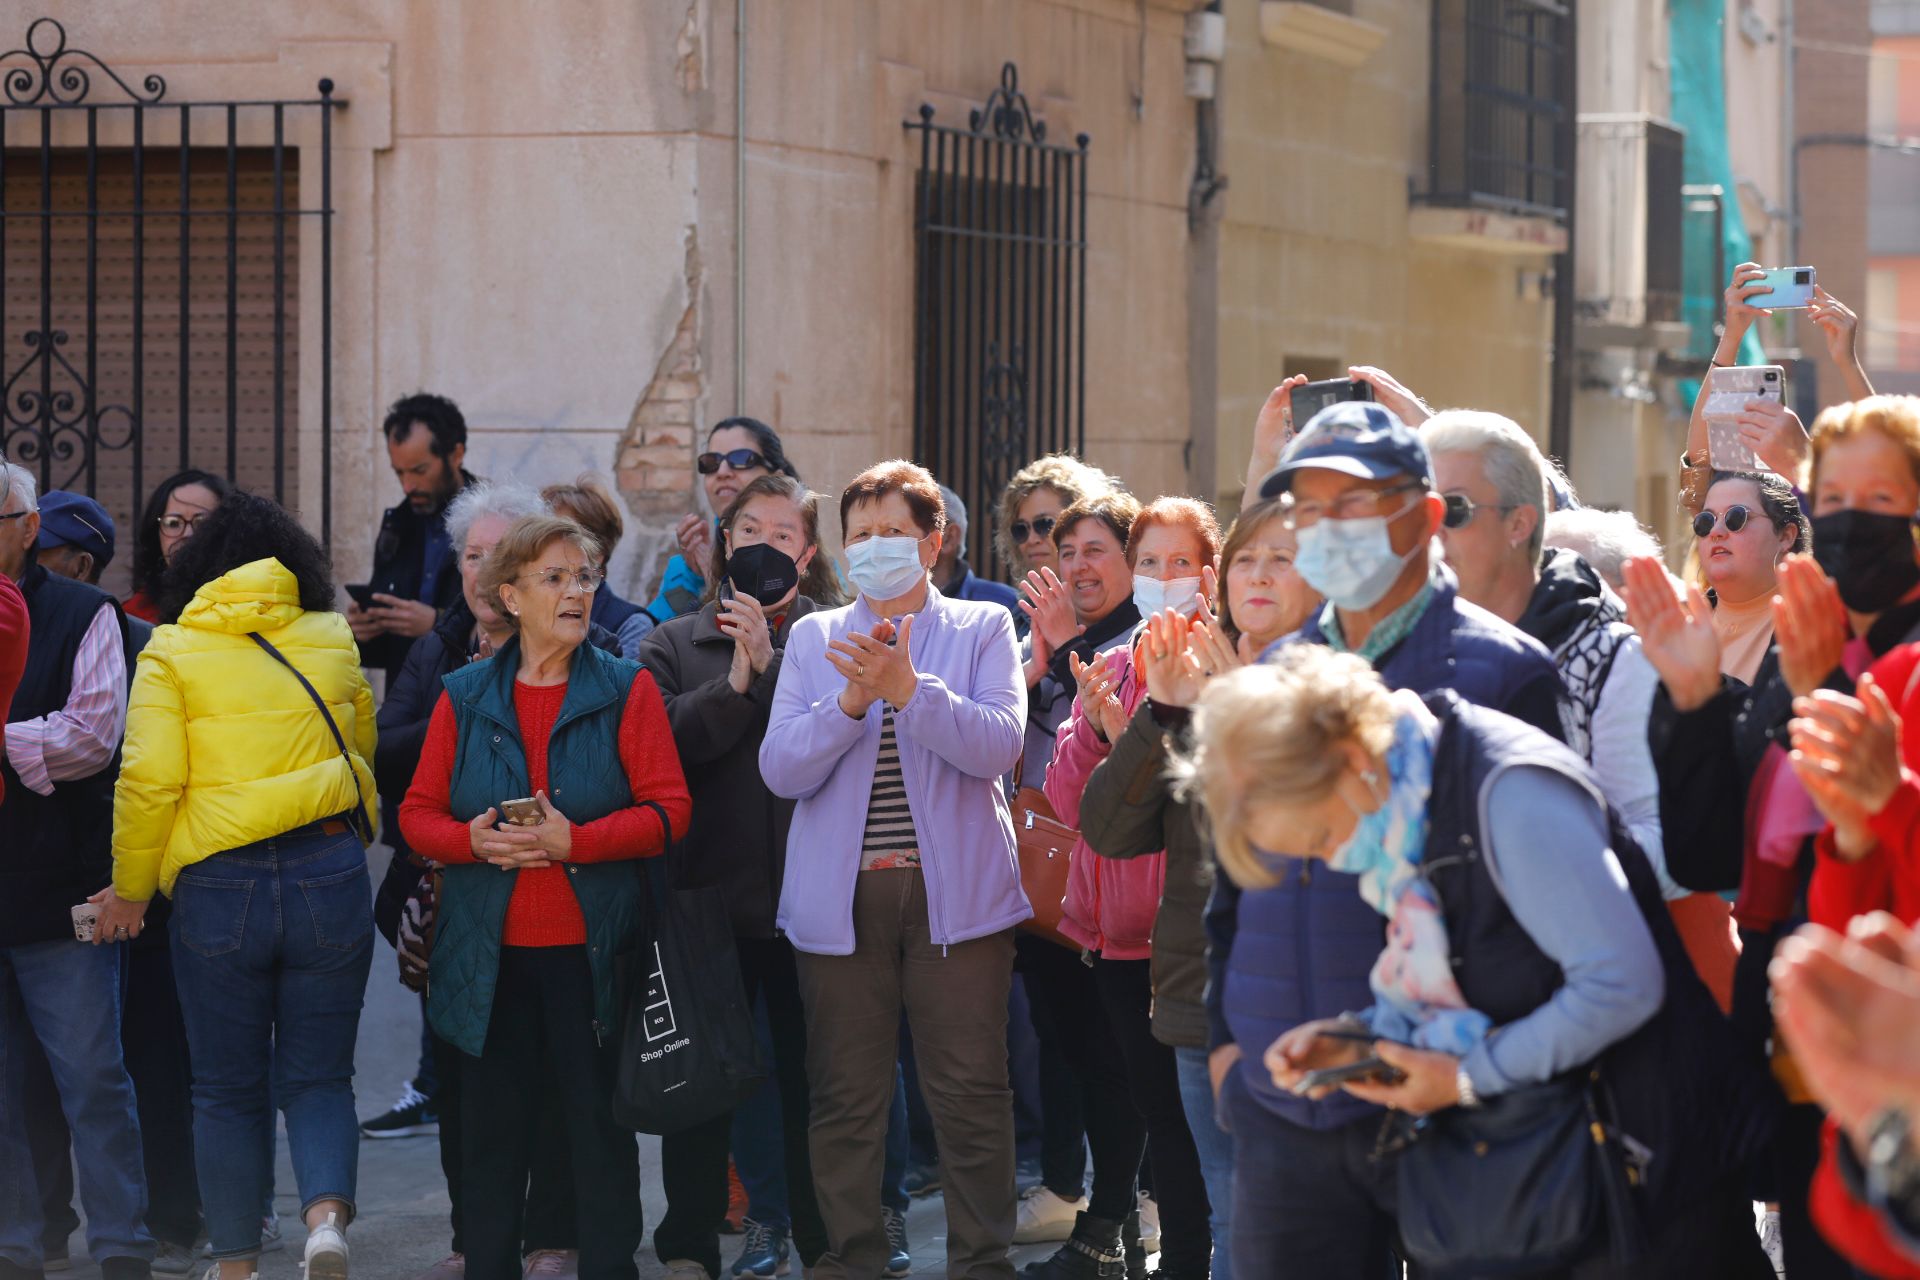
[7,262,1920,1280]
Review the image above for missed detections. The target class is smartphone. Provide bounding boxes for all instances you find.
[1289,378,1374,437]
[498,797,544,827]
[344,583,379,611]
[71,902,100,943]
[1702,365,1786,473]
[1291,1056,1407,1095]
[1749,266,1816,310]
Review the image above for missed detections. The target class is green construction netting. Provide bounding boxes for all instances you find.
[1670,0,1766,391]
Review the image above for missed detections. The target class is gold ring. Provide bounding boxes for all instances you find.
[856,663,866,677]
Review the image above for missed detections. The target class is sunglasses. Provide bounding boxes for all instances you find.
[1011,515,1058,544]
[1442,492,1516,530]
[1692,505,1753,537]
[697,448,770,475]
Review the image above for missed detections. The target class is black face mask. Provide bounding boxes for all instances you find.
[726,542,801,608]
[1811,509,1920,613]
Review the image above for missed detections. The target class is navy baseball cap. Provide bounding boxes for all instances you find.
[36,490,116,566]
[1258,401,1434,500]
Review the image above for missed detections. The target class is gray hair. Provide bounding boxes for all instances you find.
[1542,507,1663,591]
[445,479,548,553]
[0,462,38,514]
[1421,410,1551,560]
[937,483,969,539]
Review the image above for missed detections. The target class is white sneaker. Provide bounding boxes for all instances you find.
[201,1268,258,1280]
[304,1211,349,1280]
[1136,1191,1161,1256]
[1012,1183,1088,1244]
[662,1261,710,1279]
[1759,1206,1785,1279]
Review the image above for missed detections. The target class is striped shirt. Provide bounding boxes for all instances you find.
[860,708,921,870]
[4,602,126,796]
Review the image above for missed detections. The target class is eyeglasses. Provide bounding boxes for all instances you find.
[697,448,770,475]
[1011,515,1058,544]
[1442,492,1518,530]
[1692,505,1753,538]
[1279,482,1424,531]
[158,512,209,535]
[0,510,29,524]
[517,567,605,593]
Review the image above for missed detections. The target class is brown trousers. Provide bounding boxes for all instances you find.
[795,868,1017,1280]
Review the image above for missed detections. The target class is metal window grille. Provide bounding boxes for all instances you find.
[907,64,1088,581]
[1426,0,1572,219]
[0,17,341,569]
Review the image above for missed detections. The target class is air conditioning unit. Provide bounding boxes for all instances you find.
[1575,114,1686,346]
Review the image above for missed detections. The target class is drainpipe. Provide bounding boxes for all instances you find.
[734,0,747,416]
[1548,0,1579,465]
[1783,0,1796,265]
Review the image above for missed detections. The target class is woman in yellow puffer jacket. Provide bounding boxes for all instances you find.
[94,492,377,1280]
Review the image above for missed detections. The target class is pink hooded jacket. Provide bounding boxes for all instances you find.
[1043,639,1166,960]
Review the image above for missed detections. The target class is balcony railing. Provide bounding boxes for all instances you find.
[1422,0,1573,221]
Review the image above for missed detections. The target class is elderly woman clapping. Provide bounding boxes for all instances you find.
[1172,646,1776,1279]
[400,514,691,1280]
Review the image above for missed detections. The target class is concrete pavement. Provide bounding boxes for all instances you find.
[48,843,1067,1279]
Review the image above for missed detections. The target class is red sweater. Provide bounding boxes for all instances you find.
[400,672,690,947]
[0,574,26,804]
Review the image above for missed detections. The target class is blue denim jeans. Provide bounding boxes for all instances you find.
[1174,1046,1234,1280]
[0,937,154,1271]
[732,998,790,1231]
[170,823,373,1261]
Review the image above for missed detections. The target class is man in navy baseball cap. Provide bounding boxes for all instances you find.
[35,490,116,585]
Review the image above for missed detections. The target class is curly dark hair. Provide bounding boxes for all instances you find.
[132,469,232,597]
[383,391,468,458]
[155,490,336,623]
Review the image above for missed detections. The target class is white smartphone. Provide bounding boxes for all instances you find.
[71,902,100,943]
[1703,365,1786,474]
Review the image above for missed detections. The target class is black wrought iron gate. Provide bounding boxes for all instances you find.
[907,64,1088,581]
[0,17,341,573]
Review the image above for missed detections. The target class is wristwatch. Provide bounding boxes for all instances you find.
[1866,1107,1920,1210]
[1455,1066,1481,1110]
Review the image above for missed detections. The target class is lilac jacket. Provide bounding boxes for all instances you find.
[760,586,1032,955]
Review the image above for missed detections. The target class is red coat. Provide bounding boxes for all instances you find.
[0,573,25,804]
[1044,639,1165,960]
[1808,642,1920,931]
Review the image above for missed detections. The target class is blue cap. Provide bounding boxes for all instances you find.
[36,491,116,566]
[1258,401,1433,499]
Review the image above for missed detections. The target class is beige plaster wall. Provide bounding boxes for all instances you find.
[30,0,1200,599]
[1213,0,1556,512]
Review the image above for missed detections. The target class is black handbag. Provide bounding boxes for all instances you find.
[610,859,767,1135]
[249,633,373,844]
[1394,1070,1642,1278]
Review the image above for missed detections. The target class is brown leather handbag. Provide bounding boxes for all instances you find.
[1012,762,1080,949]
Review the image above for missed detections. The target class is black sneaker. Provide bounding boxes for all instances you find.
[360,1083,439,1138]
[901,1160,941,1199]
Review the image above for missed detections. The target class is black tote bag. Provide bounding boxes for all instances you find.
[611,858,767,1135]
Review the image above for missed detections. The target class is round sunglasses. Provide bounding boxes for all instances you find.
[1692,504,1753,538]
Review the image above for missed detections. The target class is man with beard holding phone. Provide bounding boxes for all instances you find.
[638,473,844,1280]
[349,392,479,684]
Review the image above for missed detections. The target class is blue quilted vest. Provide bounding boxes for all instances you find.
[428,637,645,1056]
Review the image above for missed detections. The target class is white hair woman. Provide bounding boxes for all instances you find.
[1171,645,1776,1279]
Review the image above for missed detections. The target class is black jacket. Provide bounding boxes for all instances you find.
[637,595,821,938]
[360,472,476,682]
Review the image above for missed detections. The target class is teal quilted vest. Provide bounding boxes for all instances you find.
[428,637,644,1056]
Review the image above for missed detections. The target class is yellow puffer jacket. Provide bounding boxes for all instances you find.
[113,557,378,900]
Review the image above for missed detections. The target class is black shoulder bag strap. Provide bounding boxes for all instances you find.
[249,633,374,843]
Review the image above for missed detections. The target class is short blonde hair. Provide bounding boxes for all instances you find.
[1810,396,1920,496]
[1169,645,1396,890]
[479,514,603,626]
[541,475,624,555]
[995,453,1123,572]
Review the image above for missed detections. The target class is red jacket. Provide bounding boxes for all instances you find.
[1044,640,1165,960]
[0,574,26,804]
[1809,642,1920,931]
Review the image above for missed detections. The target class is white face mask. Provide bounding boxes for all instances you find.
[1131,573,1205,619]
[845,535,929,601]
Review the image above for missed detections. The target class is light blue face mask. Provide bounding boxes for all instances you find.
[845,535,928,600]
[1292,499,1425,611]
